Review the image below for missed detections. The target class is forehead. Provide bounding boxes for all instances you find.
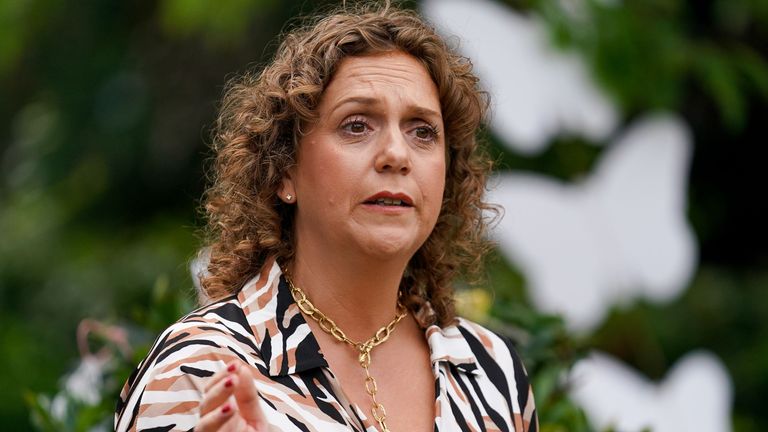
[320,51,442,115]
[332,51,433,85]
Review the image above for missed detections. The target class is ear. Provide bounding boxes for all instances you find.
[277,168,296,204]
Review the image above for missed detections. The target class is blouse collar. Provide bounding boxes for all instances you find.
[237,258,480,377]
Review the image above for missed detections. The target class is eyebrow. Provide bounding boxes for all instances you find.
[330,96,442,121]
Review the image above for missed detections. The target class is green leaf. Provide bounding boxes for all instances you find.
[733,46,768,100]
[692,45,746,129]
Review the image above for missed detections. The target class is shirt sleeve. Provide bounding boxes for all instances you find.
[497,332,539,432]
[114,321,244,432]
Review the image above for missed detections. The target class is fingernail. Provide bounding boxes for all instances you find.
[221,403,232,414]
[224,377,233,388]
[227,363,237,372]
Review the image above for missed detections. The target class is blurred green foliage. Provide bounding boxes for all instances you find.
[24,278,195,432]
[521,0,768,129]
[0,0,766,431]
[159,0,276,45]
[484,255,592,432]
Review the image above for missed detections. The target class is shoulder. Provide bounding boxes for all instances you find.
[454,317,525,366]
[115,296,264,431]
[132,294,261,376]
[453,317,539,430]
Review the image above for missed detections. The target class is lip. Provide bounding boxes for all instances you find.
[363,191,415,207]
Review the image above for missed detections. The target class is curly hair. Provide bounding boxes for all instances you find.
[201,2,496,327]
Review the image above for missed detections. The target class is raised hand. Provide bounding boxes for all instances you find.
[196,361,269,432]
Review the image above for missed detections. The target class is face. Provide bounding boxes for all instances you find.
[280,51,446,261]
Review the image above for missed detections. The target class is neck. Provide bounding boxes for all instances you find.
[287,247,410,341]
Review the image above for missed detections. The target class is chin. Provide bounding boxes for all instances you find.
[359,234,422,261]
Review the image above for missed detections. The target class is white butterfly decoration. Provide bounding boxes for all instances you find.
[487,114,698,332]
[421,0,618,154]
[571,351,733,432]
[425,1,733,428]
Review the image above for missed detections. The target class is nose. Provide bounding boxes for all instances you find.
[374,127,411,175]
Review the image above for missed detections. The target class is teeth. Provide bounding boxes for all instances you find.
[375,198,403,206]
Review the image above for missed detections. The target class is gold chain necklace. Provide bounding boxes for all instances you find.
[283,272,407,432]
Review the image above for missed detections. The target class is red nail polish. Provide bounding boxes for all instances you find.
[224,377,233,388]
[227,363,236,372]
[221,403,231,414]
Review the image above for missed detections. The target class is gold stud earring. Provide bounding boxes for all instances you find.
[286,193,293,201]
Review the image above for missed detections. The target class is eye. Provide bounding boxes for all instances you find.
[413,124,440,142]
[348,122,366,133]
[415,127,434,140]
[340,116,370,135]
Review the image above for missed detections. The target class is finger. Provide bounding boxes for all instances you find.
[222,415,254,432]
[233,366,268,429]
[199,374,238,416]
[203,361,240,393]
[213,404,258,432]
[196,401,236,432]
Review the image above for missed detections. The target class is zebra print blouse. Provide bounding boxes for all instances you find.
[115,258,538,431]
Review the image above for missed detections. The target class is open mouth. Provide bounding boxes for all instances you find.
[364,197,412,207]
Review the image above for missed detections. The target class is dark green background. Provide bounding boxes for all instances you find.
[1,0,766,430]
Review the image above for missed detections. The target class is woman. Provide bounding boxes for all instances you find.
[115,3,537,431]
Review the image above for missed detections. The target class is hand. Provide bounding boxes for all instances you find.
[196,361,269,431]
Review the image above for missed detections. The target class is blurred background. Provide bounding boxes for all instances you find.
[1,0,766,430]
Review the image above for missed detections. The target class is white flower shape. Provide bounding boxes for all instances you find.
[421,0,618,154]
[487,114,697,331]
[570,350,733,432]
[64,356,109,405]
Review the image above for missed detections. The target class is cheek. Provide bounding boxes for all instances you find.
[322,157,361,200]
[300,151,361,207]
[425,160,447,217]
[435,156,447,193]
